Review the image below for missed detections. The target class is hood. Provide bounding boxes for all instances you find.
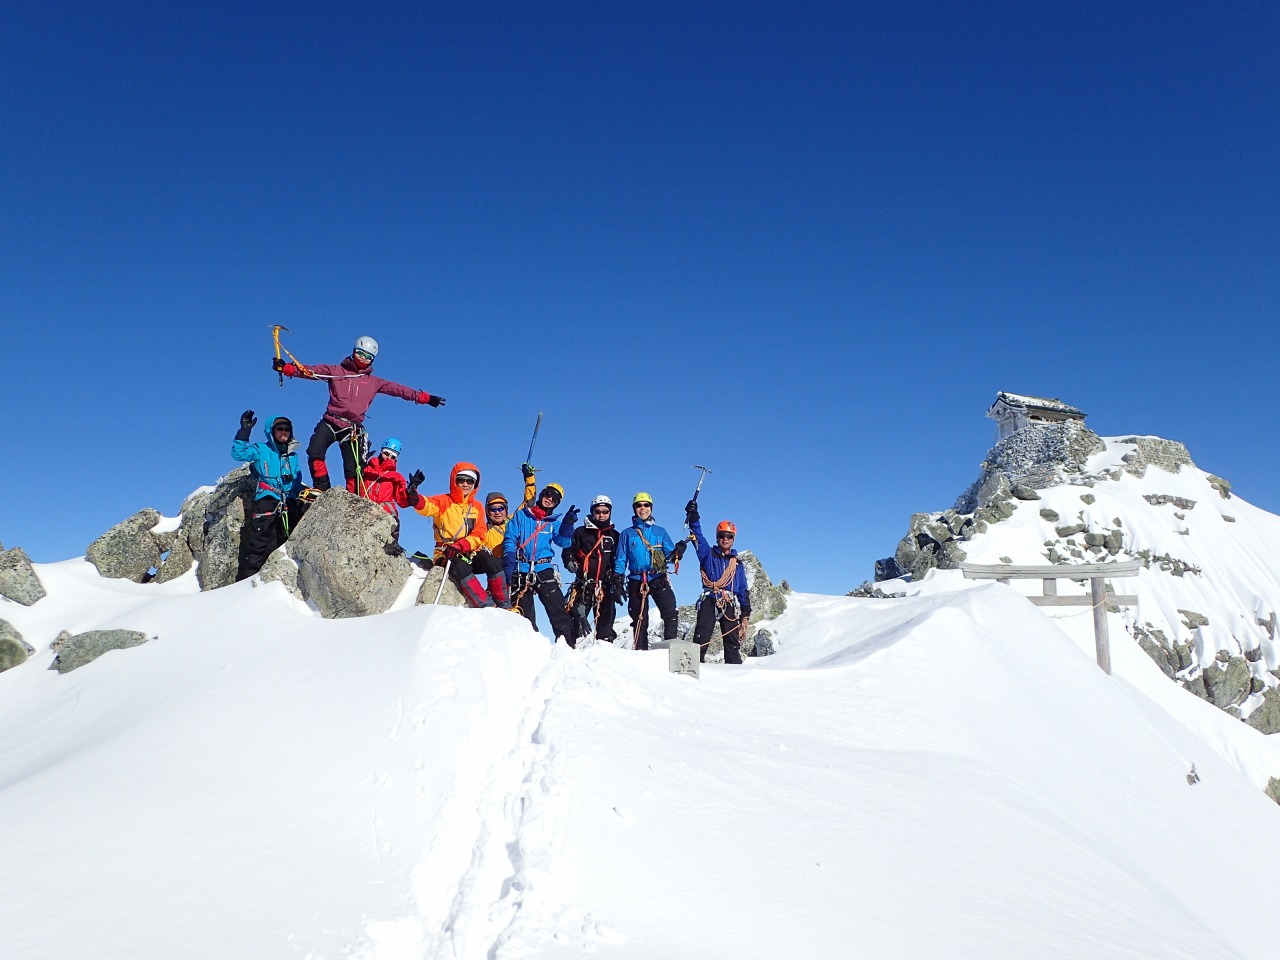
[262,414,298,454]
[448,461,481,503]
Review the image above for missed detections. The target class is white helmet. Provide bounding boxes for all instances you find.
[590,494,612,509]
[354,335,379,358]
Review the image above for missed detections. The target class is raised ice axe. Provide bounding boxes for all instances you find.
[270,324,291,387]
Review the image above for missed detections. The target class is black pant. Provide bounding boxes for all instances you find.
[628,575,678,650]
[449,552,506,607]
[568,579,621,644]
[511,568,575,643]
[237,498,304,580]
[306,419,365,490]
[693,594,744,664]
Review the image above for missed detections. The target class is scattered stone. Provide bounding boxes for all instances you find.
[286,490,411,618]
[1083,532,1106,548]
[1266,778,1280,805]
[999,556,1012,564]
[50,629,150,674]
[1118,437,1193,478]
[1055,524,1086,538]
[1009,484,1041,501]
[0,619,34,672]
[1144,494,1196,510]
[1206,474,1232,499]
[0,546,46,605]
[1245,689,1280,736]
[1079,493,1096,505]
[1222,515,1236,523]
[1038,508,1059,522]
[86,509,163,582]
[1104,530,1124,555]
[1178,609,1209,630]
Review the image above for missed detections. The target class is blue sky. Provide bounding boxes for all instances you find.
[3,2,1276,602]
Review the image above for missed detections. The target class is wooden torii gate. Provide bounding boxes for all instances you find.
[960,560,1141,675]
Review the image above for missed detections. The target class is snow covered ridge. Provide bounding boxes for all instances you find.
[5,559,1280,957]
[883,425,1280,737]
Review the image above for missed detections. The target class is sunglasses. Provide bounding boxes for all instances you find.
[273,424,292,432]
[456,476,477,485]
[381,450,399,459]
[488,504,507,512]
[591,506,611,513]
[634,502,652,509]
[717,533,735,540]
[354,349,375,361]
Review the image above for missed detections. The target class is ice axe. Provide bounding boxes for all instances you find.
[684,464,713,531]
[524,410,543,473]
[270,324,291,387]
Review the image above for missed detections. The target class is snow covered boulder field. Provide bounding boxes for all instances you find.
[3,554,1280,959]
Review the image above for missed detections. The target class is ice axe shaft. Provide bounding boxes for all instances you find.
[434,558,452,604]
[525,410,543,471]
[271,324,291,387]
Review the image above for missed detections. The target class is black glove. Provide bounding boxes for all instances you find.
[508,572,526,592]
[404,484,419,506]
[240,410,257,430]
[611,573,628,597]
[565,557,580,574]
[408,469,425,487]
[563,504,580,525]
[272,358,285,372]
[427,395,446,408]
[521,462,536,480]
[685,499,699,524]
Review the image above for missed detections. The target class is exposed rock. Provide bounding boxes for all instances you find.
[86,509,162,582]
[194,469,256,590]
[0,619,34,672]
[1104,529,1124,555]
[1118,437,1194,478]
[740,550,788,622]
[1143,494,1196,510]
[1222,515,1236,523]
[1055,524,1086,538]
[848,582,905,599]
[1038,508,1059,522]
[1009,484,1041,501]
[0,546,46,605]
[955,420,1105,512]
[1079,493,1096,505]
[151,526,178,554]
[873,557,908,581]
[416,565,468,607]
[50,629,150,674]
[257,548,302,598]
[1132,624,1196,679]
[1178,609,1209,631]
[1197,657,1252,711]
[1206,474,1232,499]
[286,489,411,618]
[1266,778,1280,806]
[153,537,195,584]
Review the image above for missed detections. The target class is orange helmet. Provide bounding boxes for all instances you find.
[716,520,736,536]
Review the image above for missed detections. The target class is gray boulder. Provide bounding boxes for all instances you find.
[0,546,46,605]
[257,548,302,598]
[0,619,34,672]
[286,489,411,618]
[86,509,162,582]
[193,468,256,590]
[416,564,468,607]
[50,629,150,674]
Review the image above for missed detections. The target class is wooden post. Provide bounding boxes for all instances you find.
[1043,578,1057,596]
[1091,577,1110,675]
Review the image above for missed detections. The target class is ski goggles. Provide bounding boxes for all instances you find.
[487,502,508,513]
[354,349,375,362]
[380,449,399,459]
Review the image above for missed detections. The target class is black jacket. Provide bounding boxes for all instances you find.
[563,521,620,582]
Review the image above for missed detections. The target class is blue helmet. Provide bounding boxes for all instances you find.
[379,437,403,457]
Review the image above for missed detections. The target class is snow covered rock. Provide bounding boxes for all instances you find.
[49,629,150,674]
[189,468,256,590]
[85,509,163,582]
[286,489,411,618]
[415,564,468,607]
[257,548,301,597]
[0,619,33,672]
[0,546,46,606]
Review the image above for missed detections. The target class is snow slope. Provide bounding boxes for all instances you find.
[4,554,1280,959]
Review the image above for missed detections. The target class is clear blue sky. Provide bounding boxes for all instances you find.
[3,2,1276,601]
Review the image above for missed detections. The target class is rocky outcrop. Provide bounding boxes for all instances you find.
[0,546,46,605]
[0,619,34,672]
[86,509,164,582]
[889,510,976,582]
[257,548,301,598]
[956,420,1106,512]
[192,470,256,590]
[50,629,150,674]
[1117,437,1193,478]
[286,489,411,618]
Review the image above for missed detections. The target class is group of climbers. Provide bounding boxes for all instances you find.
[231,334,751,661]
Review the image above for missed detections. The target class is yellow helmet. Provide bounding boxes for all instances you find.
[632,491,653,506]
